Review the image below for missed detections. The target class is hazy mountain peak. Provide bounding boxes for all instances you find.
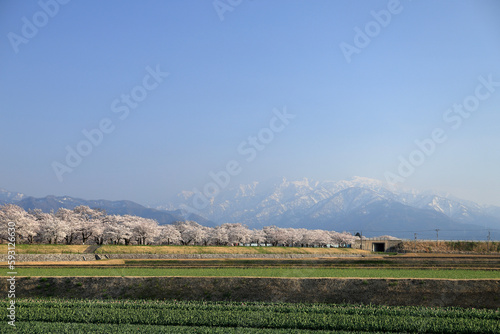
[349,176,383,185]
[0,188,25,203]
[155,176,500,239]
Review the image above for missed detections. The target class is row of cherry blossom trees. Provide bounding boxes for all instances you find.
[0,204,356,247]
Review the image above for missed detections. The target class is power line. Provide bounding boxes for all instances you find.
[348,228,500,233]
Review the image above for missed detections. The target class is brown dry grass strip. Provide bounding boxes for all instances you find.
[0,259,126,266]
[96,245,368,254]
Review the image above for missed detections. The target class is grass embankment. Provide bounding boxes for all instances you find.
[1,299,498,333]
[400,241,500,253]
[4,267,499,279]
[96,245,366,255]
[3,242,500,255]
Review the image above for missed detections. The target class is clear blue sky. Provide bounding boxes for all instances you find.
[1,0,499,206]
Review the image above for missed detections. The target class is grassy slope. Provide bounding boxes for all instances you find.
[3,241,499,255]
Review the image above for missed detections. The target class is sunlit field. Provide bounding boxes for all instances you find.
[1,299,498,334]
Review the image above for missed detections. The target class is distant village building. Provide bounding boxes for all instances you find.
[353,237,403,252]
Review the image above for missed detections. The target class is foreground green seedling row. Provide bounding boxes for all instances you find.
[4,322,393,334]
[1,299,498,333]
[4,267,500,279]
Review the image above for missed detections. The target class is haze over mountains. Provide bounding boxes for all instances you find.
[0,188,25,204]
[0,192,211,226]
[2,177,499,240]
[155,177,500,240]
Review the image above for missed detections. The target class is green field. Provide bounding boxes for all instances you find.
[5,267,500,279]
[1,299,498,333]
[5,250,499,331]
[121,257,500,269]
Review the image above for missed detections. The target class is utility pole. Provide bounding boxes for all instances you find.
[435,229,440,245]
[487,231,491,252]
[414,233,417,253]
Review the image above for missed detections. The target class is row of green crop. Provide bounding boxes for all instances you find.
[3,299,498,320]
[1,321,389,334]
[1,299,498,333]
[4,267,500,278]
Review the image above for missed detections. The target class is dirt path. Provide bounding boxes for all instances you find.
[83,245,101,253]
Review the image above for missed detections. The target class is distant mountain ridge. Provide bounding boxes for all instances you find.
[2,177,499,240]
[156,176,500,240]
[0,190,214,226]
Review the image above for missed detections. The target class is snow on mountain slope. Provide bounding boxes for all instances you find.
[0,188,25,204]
[156,176,500,236]
[307,187,387,218]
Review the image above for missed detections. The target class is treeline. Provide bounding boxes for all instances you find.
[0,204,356,247]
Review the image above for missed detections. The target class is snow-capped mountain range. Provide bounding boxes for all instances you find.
[156,176,500,240]
[2,177,499,240]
